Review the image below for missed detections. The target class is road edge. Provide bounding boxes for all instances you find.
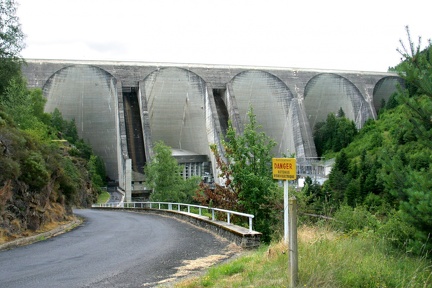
[0,217,83,251]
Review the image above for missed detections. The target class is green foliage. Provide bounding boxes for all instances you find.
[49,108,94,160]
[0,0,25,96]
[196,107,279,243]
[19,151,50,190]
[0,0,25,58]
[71,139,93,160]
[145,141,199,203]
[1,77,30,124]
[0,117,98,209]
[315,29,432,257]
[313,111,358,157]
[377,209,419,253]
[88,155,106,190]
[301,176,332,216]
[326,150,352,205]
[51,108,64,133]
[50,108,80,144]
[395,26,432,98]
[0,77,52,141]
[381,30,432,256]
[57,157,81,203]
[0,2,104,234]
[97,190,110,204]
[331,205,379,232]
[0,74,104,211]
[178,227,432,288]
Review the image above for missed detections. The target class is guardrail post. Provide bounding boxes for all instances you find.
[227,213,231,224]
[168,203,172,210]
[199,207,202,216]
[212,209,215,221]
[187,205,190,213]
[249,217,253,232]
[178,204,181,212]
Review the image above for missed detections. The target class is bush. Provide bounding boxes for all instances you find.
[19,151,49,190]
[377,210,418,253]
[332,205,379,232]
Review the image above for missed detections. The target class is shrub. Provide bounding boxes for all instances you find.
[19,151,49,190]
[332,205,379,232]
[377,210,418,253]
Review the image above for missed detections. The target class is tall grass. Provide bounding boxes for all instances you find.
[96,190,110,204]
[173,226,432,288]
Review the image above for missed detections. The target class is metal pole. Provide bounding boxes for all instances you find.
[289,196,298,287]
[284,180,289,244]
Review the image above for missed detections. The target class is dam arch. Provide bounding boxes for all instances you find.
[372,76,404,113]
[42,65,119,179]
[304,73,373,130]
[229,70,315,158]
[140,67,210,157]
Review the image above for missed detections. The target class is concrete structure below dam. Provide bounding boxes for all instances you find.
[21,59,402,201]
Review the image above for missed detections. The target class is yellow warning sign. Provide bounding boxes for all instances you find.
[272,158,297,180]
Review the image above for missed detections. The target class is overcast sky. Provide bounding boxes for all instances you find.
[16,0,431,72]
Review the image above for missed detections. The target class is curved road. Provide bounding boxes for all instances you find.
[0,209,234,288]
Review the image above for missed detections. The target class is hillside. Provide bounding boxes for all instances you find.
[0,101,101,243]
[305,34,432,257]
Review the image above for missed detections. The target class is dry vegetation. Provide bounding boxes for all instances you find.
[171,226,432,288]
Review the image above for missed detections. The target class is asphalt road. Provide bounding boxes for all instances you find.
[0,209,233,288]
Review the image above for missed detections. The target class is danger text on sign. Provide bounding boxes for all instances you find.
[272,158,297,180]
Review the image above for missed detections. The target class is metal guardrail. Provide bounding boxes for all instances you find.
[92,201,255,232]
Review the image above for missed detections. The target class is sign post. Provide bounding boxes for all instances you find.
[272,158,296,244]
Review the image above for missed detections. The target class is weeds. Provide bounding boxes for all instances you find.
[173,226,432,288]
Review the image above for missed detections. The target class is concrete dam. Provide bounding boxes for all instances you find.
[21,59,402,201]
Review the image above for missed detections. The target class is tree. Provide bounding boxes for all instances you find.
[313,111,357,157]
[0,76,28,118]
[0,0,25,95]
[382,27,432,255]
[88,154,106,190]
[196,107,279,242]
[312,27,432,257]
[0,78,52,141]
[327,150,351,204]
[145,141,198,203]
[302,176,328,214]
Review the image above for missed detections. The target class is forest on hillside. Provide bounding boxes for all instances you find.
[303,29,432,256]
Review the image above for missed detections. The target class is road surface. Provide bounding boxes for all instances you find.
[0,209,234,287]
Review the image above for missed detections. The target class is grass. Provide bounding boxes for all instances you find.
[173,226,432,288]
[97,190,110,204]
